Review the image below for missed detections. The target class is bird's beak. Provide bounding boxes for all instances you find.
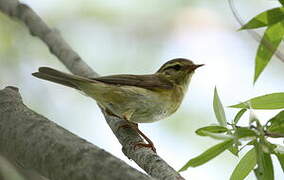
[192,64,204,70]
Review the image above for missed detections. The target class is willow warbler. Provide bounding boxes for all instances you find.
[33,58,203,152]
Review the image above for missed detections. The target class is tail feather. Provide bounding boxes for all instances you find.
[32,67,95,90]
[32,72,79,89]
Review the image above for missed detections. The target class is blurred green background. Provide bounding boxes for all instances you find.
[1,0,284,179]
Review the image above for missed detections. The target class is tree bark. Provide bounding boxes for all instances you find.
[0,87,152,180]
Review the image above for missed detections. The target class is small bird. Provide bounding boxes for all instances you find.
[32,58,203,152]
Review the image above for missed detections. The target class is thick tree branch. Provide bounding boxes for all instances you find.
[0,0,184,179]
[0,87,151,180]
[0,155,48,180]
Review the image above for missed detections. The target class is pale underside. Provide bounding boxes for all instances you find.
[78,82,180,123]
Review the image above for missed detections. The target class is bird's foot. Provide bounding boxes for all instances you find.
[116,121,156,153]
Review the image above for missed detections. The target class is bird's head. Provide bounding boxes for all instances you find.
[156,58,204,87]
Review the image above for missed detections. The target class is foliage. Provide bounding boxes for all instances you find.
[239,2,284,83]
[230,148,257,180]
[180,89,284,179]
[213,87,227,126]
[179,139,233,171]
[230,93,284,109]
[180,2,284,179]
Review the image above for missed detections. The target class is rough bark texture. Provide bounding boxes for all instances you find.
[0,0,185,179]
[0,155,48,180]
[0,87,151,180]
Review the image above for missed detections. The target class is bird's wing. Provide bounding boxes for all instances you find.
[92,74,174,90]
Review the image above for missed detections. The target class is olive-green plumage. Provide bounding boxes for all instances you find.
[32,58,203,123]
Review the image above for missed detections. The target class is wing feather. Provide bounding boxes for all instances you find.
[92,74,173,90]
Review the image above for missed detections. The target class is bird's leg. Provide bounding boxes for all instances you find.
[131,124,156,153]
[117,122,156,153]
[116,114,156,153]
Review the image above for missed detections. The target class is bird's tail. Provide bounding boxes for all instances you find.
[32,67,95,90]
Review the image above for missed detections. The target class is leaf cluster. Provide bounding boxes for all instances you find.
[180,1,284,179]
[180,89,284,180]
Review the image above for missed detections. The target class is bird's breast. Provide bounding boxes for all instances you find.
[168,86,186,114]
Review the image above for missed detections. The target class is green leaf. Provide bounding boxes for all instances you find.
[254,143,274,180]
[179,139,233,171]
[240,7,284,30]
[275,153,284,173]
[213,87,227,126]
[233,109,247,124]
[230,92,284,109]
[228,145,239,157]
[198,132,233,140]
[230,148,257,180]
[235,127,257,139]
[195,126,228,136]
[254,22,284,83]
[268,110,284,124]
[267,127,284,135]
[247,139,257,146]
[267,110,284,134]
[280,0,284,6]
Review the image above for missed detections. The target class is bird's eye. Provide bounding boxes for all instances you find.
[170,64,182,71]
